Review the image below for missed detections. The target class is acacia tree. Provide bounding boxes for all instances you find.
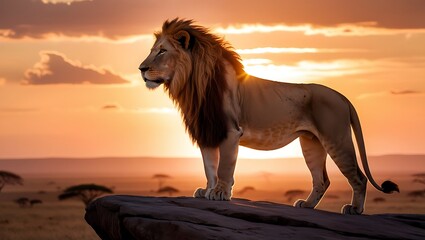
[237,186,255,195]
[14,197,29,208]
[157,186,179,196]
[14,198,42,208]
[58,184,113,206]
[413,173,425,185]
[284,189,306,202]
[152,174,171,190]
[0,171,23,192]
[30,199,43,207]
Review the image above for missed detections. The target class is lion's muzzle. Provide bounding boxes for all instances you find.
[138,64,149,80]
[139,64,163,88]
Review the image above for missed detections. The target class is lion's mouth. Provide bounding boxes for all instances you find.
[144,77,165,89]
[145,78,165,84]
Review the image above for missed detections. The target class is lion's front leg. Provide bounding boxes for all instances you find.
[206,127,242,201]
[194,147,219,198]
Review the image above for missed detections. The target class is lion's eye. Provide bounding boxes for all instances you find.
[158,49,166,55]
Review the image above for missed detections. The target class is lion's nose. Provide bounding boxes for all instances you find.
[139,64,149,73]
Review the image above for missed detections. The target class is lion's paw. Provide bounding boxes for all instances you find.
[194,188,206,198]
[294,199,316,209]
[205,181,232,201]
[341,204,363,215]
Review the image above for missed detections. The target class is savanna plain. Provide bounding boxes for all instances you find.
[1,155,424,240]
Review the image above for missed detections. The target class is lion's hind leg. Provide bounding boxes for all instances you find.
[295,135,330,209]
[325,132,367,215]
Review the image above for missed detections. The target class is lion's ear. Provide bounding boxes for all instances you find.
[174,30,191,49]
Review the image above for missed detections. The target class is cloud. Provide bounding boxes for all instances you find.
[0,0,164,40]
[0,33,153,44]
[41,0,92,5]
[0,77,5,86]
[358,90,422,99]
[391,90,422,95]
[216,22,425,37]
[23,52,129,85]
[0,0,424,40]
[101,104,120,110]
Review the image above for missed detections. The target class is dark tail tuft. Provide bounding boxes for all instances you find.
[381,180,399,194]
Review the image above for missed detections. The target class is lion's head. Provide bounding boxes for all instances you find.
[139,26,192,93]
[139,19,245,147]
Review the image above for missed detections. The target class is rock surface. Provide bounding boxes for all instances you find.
[85,195,425,240]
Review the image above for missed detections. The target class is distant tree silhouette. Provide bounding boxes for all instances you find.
[14,197,43,208]
[30,199,43,207]
[14,197,29,208]
[373,197,386,203]
[157,186,179,196]
[284,189,305,202]
[325,194,340,199]
[410,173,425,200]
[237,186,255,195]
[58,184,113,206]
[0,171,23,192]
[46,181,56,185]
[152,174,171,190]
[413,173,425,185]
[407,190,425,198]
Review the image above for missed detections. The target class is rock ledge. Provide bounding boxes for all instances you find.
[85,195,425,240]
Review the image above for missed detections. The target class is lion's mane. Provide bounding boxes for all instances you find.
[157,19,245,147]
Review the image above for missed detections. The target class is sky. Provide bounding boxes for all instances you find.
[0,0,424,159]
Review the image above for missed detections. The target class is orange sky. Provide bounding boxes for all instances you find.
[0,0,424,159]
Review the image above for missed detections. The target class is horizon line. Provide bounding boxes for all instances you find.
[0,153,424,161]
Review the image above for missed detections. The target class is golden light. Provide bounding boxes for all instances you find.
[238,141,303,159]
[242,59,369,83]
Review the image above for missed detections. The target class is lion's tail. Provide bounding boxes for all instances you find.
[348,99,399,194]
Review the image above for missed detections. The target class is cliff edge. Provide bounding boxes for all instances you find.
[85,195,425,240]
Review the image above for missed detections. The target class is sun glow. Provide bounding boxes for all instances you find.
[242,59,370,83]
[238,141,303,159]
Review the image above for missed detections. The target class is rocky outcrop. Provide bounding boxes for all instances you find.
[85,195,425,240]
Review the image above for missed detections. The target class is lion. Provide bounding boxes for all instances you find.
[139,19,399,214]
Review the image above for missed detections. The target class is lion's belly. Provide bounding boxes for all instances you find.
[239,124,302,150]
